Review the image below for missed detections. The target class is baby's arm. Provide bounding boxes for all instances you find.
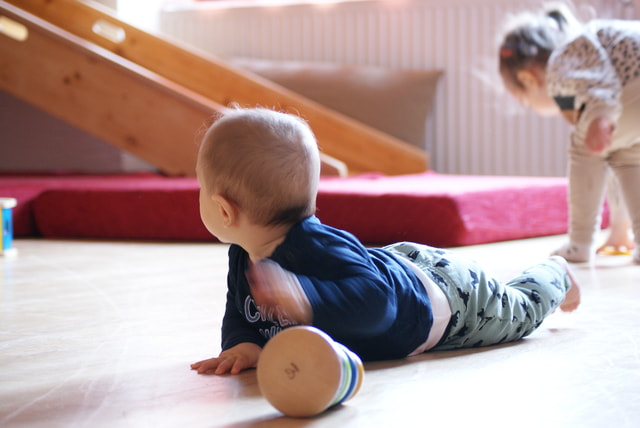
[249,254,397,338]
[191,342,262,375]
[585,116,614,153]
[247,259,313,325]
[191,260,311,375]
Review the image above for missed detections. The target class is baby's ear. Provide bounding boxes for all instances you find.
[212,194,239,227]
[516,69,543,89]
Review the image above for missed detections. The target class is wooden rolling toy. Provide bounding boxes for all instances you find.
[257,326,364,418]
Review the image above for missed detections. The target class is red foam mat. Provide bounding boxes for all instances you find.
[316,172,573,246]
[1,172,583,247]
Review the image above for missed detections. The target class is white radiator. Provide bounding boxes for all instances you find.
[158,0,636,176]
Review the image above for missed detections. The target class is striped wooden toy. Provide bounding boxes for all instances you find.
[257,326,364,418]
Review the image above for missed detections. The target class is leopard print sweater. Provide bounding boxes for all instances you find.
[546,19,640,142]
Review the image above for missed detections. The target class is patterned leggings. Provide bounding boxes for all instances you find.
[385,242,571,351]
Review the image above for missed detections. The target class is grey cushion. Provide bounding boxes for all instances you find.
[228,58,442,150]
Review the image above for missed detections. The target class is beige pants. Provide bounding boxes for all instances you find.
[567,78,640,247]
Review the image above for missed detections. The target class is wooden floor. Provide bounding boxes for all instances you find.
[1,234,639,428]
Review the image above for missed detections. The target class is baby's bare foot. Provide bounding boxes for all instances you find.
[549,256,581,312]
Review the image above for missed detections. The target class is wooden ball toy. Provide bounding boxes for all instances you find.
[257,326,364,418]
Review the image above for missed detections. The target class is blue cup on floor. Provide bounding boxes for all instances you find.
[1,198,17,257]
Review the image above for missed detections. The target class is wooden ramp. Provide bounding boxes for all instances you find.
[0,2,215,176]
[0,0,428,176]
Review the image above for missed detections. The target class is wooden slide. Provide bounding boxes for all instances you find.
[0,0,428,176]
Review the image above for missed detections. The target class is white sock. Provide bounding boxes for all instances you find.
[551,241,594,263]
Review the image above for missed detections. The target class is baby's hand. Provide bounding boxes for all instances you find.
[585,117,614,153]
[247,259,313,325]
[191,342,262,375]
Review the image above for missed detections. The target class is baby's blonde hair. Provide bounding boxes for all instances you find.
[198,107,320,226]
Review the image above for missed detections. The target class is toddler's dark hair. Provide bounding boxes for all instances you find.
[499,5,579,88]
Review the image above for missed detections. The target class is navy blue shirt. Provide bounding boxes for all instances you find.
[221,216,434,361]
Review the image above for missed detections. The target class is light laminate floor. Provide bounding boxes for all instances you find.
[1,234,639,428]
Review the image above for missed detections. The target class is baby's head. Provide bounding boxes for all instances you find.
[499,3,580,91]
[498,3,580,115]
[197,107,321,232]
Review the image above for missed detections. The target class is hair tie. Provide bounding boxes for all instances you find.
[500,47,514,59]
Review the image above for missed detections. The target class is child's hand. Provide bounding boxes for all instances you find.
[191,342,262,375]
[247,259,313,325]
[585,117,614,153]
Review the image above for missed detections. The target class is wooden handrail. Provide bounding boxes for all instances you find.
[5,0,428,175]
